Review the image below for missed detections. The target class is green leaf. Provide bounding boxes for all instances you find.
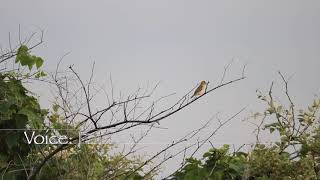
[53,104,59,112]
[212,171,223,180]
[264,122,279,129]
[229,163,242,173]
[35,72,41,78]
[35,57,44,69]
[28,63,34,70]
[0,103,10,114]
[35,71,47,79]
[15,45,45,71]
[14,114,28,128]
[269,127,275,134]
[16,45,29,63]
[17,45,29,54]
[6,134,19,150]
[19,55,34,68]
[18,108,43,129]
[40,71,47,76]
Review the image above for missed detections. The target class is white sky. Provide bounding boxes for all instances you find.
[1,0,320,178]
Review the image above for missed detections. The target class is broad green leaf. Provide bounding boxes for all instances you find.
[35,57,44,69]
[14,45,45,71]
[16,45,29,63]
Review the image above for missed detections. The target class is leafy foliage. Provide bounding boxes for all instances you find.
[174,145,246,180]
[2,41,320,180]
[0,57,47,178]
[173,87,320,179]
[15,45,44,70]
[34,144,146,180]
[1,43,150,179]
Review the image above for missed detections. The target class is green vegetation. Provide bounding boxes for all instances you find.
[174,145,246,179]
[1,35,319,179]
[172,86,320,179]
[0,46,47,179]
[0,43,147,180]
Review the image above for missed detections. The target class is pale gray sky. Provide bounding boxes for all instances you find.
[1,0,320,178]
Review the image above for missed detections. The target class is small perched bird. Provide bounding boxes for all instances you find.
[191,80,207,98]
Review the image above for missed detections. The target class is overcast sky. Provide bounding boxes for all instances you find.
[1,0,320,178]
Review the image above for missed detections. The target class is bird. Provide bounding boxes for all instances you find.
[191,81,207,98]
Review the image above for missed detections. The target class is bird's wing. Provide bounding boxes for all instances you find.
[193,85,203,96]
